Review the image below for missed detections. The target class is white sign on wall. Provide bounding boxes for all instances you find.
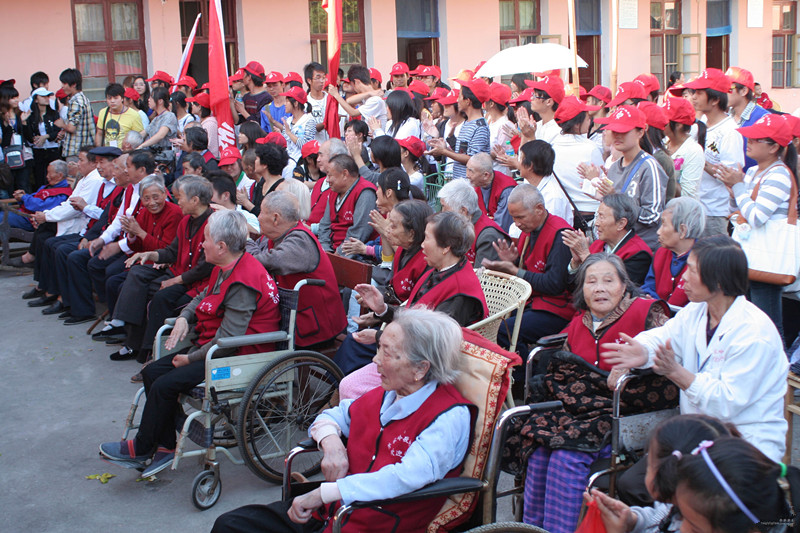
[748,0,764,28]
[619,0,639,30]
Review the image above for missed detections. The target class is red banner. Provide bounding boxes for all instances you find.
[208,0,235,150]
[322,0,342,139]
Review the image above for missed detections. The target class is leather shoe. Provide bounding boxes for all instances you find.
[42,301,65,315]
[58,311,72,319]
[92,325,126,341]
[22,287,45,299]
[28,295,57,307]
[64,315,95,325]
[110,348,138,361]
[5,256,30,269]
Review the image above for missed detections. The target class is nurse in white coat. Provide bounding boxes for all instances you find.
[602,235,788,462]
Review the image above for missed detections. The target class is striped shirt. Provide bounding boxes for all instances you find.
[453,118,490,179]
[62,91,95,158]
[732,160,793,228]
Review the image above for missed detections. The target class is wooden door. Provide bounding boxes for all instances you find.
[576,35,600,90]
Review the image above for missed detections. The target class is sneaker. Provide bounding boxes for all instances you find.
[141,447,175,477]
[99,440,149,463]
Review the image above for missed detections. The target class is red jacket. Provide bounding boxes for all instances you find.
[475,171,516,220]
[129,201,183,254]
[589,232,653,260]
[651,247,689,307]
[327,177,376,249]
[390,246,428,302]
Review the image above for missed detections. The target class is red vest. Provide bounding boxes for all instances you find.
[267,223,346,346]
[327,177,376,249]
[20,184,73,214]
[308,178,331,224]
[519,214,575,320]
[652,247,689,307]
[407,260,489,321]
[322,384,476,533]
[194,252,281,354]
[562,298,667,371]
[172,212,211,296]
[466,213,509,264]
[88,183,122,230]
[589,233,653,260]
[475,171,516,219]
[390,246,429,302]
[129,201,183,254]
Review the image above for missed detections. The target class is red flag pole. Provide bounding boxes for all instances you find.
[208,0,235,150]
[322,0,342,139]
[173,13,201,93]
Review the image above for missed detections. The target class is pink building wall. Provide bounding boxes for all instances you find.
[143,0,183,77]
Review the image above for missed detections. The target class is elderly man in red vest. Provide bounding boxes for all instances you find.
[466,151,516,232]
[482,183,573,354]
[248,190,346,348]
[317,154,377,257]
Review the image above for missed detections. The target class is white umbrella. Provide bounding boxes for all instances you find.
[474,43,588,78]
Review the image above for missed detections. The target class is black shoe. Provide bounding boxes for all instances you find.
[22,287,45,300]
[105,337,125,345]
[110,347,138,361]
[5,256,30,269]
[42,301,65,315]
[58,311,72,319]
[64,315,95,325]
[28,295,57,307]
[92,325,126,341]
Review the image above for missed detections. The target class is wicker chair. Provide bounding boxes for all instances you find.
[472,268,532,354]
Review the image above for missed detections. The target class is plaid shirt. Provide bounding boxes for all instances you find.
[62,91,94,157]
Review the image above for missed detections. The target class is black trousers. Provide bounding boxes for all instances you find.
[39,233,80,295]
[105,270,128,317]
[614,454,652,506]
[88,252,126,304]
[212,501,325,533]
[31,222,57,282]
[65,248,125,317]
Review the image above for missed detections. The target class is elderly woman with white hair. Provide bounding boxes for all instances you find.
[100,209,281,478]
[641,196,706,307]
[212,308,476,533]
[438,178,510,266]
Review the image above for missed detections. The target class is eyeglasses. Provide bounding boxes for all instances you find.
[533,95,549,100]
[752,139,776,145]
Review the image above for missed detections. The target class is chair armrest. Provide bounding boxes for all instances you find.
[215,331,290,349]
[536,333,567,348]
[165,318,177,326]
[348,478,486,509]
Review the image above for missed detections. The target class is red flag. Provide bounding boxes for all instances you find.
[173,13,201,93]
[322,0,342,139]
[208,0,235,151]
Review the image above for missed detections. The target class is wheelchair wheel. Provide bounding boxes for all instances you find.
[464,522,550,532]
[191,470,221,510]
[237,351,343,483]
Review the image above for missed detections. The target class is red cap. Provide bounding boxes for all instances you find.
[256,132,288,149]
[784,114,800,138]
[489,82,512,106]
[608,81,647,108]
[459,78,491,103]
[146,71,174,84]
[578,86,588,101]
[683,68,731,93]
[417,65,442,79]
[509,88,534,105]
[174,75,198,90]
[301,140,320,159]
[554,96,600,123]
[123,87,140,101]
[285,72,303,84]
[637,101,668,129]
[55,89,67,99]
[661,97,696,126]
[593,105,647,132]
[0,78,16,86]
[725,66,755,91]
[587,85,613,104]
[408,80,430,96]
[390,62,410,75]
[437,89,460,106]
[738,113,793,147]
[666,83,687,97]
[243,61,265,78]
[408,65,422,76]
[397,136,426,158]
[186,92,210,108]
[634,73,660,95]
[525,76,565,104]
[218,146,242,166]
[265,71,284,83]
[279,86,308,105]
[425,87,449,101]
[229,69,245,85]
[369,68,382,83]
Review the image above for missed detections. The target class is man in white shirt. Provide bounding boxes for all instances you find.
[526,76,565,145]
[304,62,330,143]
[327,65,387,130]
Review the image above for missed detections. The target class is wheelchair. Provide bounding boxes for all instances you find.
[120,279,344,510]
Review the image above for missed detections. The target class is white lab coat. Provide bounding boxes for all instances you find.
[633,295,787,462]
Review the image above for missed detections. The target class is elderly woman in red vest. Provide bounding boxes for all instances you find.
[563,193,653,285]
[212,308,475,533]
[641,197,706,307]
[100,209,281,478]
[513,252,671,533]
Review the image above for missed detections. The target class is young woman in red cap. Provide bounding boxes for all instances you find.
[662,97,706,199]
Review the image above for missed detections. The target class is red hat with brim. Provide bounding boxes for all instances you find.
[608,82,647,108]
[666,84,687,97]
[186,92,210,108]
[587,85,612,104]
[390,62,410,75]
[218,146,242,166]
[634,73,660,95]
[524,76,565,104]
[284,72,303,84]
[554,95,600,123]
[123,87,140,101]
[409,80,430,96]
[265,71,284,84]
[388,87,414,99]
[397,136,426,158]
[408,65,423,76]
[738,114,793,147]
[509,88,534,105]
[489,82,512,106]
[637,101,668,130]
[229,69,245,85]
[437,89,460,106]
[279,86,308,105]
[459,78,491,103]
[783,114,800,139]
[593,105,647,132]
[146,71,173,84]
[243,61,265,78]
[683,68,731,93]
[174,75,198,90]
[424,87,449,101]
[725,66,755,91]
[301,140,320,159]
[369,68,382,83]
[256,132,288,149]
[418,65,441,79]
[662,97,696,126]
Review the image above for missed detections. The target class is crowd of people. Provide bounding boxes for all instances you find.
[2,59,800,533]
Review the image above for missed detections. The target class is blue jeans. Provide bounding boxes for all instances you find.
[749,280,784,345]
